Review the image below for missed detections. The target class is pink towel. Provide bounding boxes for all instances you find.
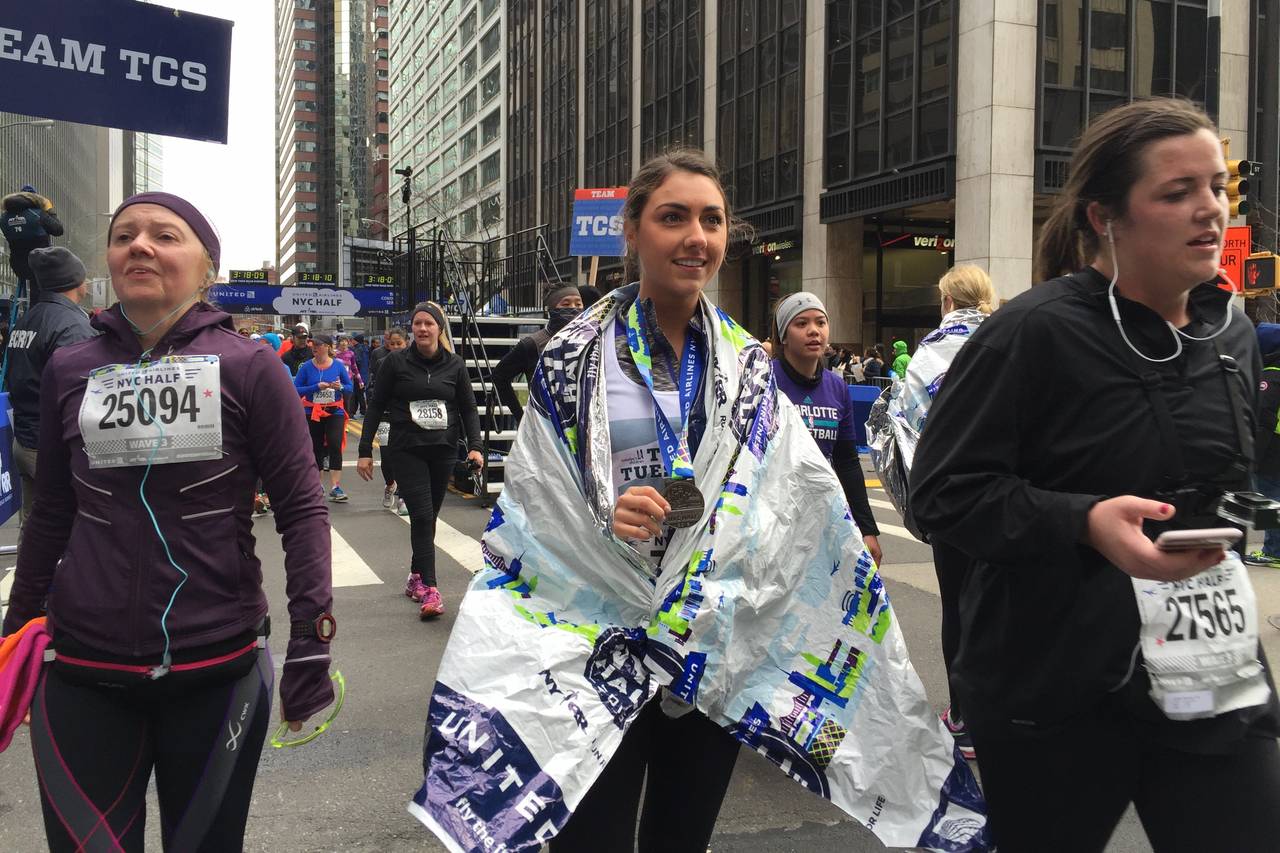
[0,617,50,752]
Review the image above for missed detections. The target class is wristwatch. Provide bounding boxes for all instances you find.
[290,611,337,643]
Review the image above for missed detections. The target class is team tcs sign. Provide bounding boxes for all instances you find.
[569,187,627,258]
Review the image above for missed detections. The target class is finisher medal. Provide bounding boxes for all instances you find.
[663,478,705,529]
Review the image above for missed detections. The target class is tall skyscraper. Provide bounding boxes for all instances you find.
[276,0,387,288]
[124,132,164,195]
[386,0,505,247]
[0,112,126,300]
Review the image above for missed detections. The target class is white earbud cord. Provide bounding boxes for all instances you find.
[1105,224,1231,364]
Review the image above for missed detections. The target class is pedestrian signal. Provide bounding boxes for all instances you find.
[1245,253,1278,291]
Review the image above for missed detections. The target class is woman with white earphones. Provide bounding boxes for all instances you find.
[910,99,1280,851]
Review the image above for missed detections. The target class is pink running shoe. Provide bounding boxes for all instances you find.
[404,573,427,602]
[419,587,444,619]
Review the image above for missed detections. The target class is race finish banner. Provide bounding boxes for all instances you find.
[0,0,233,143]
[208,284,397,317]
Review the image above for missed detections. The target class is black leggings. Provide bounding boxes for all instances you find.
[381,445,396,487]
[551,699,740,852]
[29,651,273,852]
[396,446,454,585]
[309,413,345,471]
[969,704,1280,852]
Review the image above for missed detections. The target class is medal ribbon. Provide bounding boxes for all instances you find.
[622,301,704,481]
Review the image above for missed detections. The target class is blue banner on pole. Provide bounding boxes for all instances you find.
[0,0,233,143]
[0,394,20,528]
[208,284,398,317]
[569,188,627,257]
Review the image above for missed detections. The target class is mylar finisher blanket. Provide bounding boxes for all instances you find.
[410,285,989,851]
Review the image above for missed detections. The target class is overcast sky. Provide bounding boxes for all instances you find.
[158,0,274,276]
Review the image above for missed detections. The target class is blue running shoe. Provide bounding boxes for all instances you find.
[329,485,349,502]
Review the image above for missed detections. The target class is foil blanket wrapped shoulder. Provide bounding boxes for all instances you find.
[867,308,988,543]
[409,285,991,852]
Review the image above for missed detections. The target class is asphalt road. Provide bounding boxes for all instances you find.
[2,436,1225,852]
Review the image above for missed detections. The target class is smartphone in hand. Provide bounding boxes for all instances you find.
[1154,528,1242,552]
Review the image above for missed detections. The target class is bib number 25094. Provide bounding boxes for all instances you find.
[97,385,200,430]
[79,355,223,469]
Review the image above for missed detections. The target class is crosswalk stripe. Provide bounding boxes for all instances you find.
[396,511,486,574]
[868,497,895,511]
[0,566,13,606]
[331,526,383,587]
[875,521,920,543]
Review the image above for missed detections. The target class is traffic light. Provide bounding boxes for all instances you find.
[1221,138,1258,218]
[394,166,413,205]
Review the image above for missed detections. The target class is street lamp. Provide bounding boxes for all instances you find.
[0,119,54,132]
[360,218,390,233]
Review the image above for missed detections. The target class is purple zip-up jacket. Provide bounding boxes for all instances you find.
[1,303,335,720]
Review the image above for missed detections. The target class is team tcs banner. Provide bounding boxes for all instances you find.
[0,0,232,143]
[568,188,627,258]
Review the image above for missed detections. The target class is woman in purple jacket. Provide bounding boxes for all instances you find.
[0,192,336,852]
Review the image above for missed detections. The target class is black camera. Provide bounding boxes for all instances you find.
[1216,491,1280,530]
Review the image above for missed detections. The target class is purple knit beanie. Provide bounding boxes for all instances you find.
[110,192,221,271]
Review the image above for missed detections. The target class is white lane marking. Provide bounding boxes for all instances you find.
[331,526,383,587]
[869,498,896,511]
[875,521,921,543]
[396,511,486,574]
[875,561,941,597]
[1,566,13,605]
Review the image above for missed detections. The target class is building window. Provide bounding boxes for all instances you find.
[584,0,631,187]
[718,0,804,210]
[541,0,578,262]
[462,47,478,82]
[481,192,502,226]
[461,88,478,122]
[482,0,500,21]
[461,9,478,44]
[1039,0,1208,150]
[641,0,700,160]
[460,127,479,160]
[481,150,501,186]
[460,167,479,198]
[481,65,501,103]
[482,109,501,145]
[481,23,501,63]
[823,0,954,185]
[460,205,479,236]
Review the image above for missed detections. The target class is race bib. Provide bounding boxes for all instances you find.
[375,422,391,445]
[409,399,448,431]
[79,356,223,469]
[1132,553,1271,719]
[313,388,338,405]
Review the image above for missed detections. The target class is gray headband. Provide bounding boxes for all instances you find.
[774,291,827,341]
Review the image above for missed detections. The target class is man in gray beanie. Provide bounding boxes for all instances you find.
[6,246,97,526]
